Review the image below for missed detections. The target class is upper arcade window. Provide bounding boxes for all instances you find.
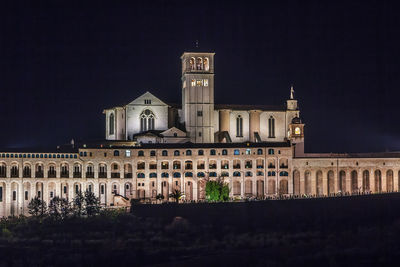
[295,127,301,135]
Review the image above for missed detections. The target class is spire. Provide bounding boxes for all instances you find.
[290,84,295,100]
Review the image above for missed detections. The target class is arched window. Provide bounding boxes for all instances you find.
[257,149,263,155]
[113,150,119,157]
[234,149,240,155]
[210,149,216,155]
[236,115,243,137]
[162,150,168,156]
[138,151,144,157]
[268,116,275,138]
[161,172,169,178]
[196,57,203,70]
[233,171,241,177]
[186,150,192,156]
[149,173,157,178]
[222,149,227,155]
[140,109,155,132]
[173,172,181,178]
[245,171,252,177]
[279,171,289,176]
[174,150,180,156]
[185,172,193,177]
[204,57,209,71]
[109,113,115,135]
[137,173,145,178]
[268,149,274,155]
[198,150,204,156]
[209,172,217,177]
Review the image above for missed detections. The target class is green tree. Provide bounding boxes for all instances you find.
[84,190,101,216]
[205,178,230,202]
[169,189,183,203]
[72,191,85,217]
[48,197,70,220]
[27,196,47,217]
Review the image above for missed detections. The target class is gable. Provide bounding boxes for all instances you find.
[127,91,168,107]
[161,127,187,137]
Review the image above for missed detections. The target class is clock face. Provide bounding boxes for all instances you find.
[295,127,301,135]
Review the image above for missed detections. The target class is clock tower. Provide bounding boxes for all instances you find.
[181,52,215,143]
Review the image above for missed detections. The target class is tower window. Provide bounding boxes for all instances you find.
[109,113,115,135]
[295,127,301,135]
[199,132,202,137]
[196,57,203,70]
[191,79,196,86]
[197,111,203,117]
[204,57,209,71]
[236,115,243,137]
[268,116,275,138]
[196,80,203,86]
[190,57,195,70]
[204,79,209,86]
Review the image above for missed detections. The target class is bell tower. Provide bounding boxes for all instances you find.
[181,52,215,143]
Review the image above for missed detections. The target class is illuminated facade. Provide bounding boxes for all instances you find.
[0,51,397,217]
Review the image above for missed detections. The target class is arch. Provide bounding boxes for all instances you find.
[304,171,311,195]
[48,182,56,199]
[74,182,82,196]
[268,116,275,138]
[184,172,193,178]
[111,182,119,194]
[109,113,114,135]
[267,179,276,195]
[245,180,252,196]
[279,158,288,168]
[245,171,253,177]
[204,57,209,71]
[293,170,300,195]
[137,173,145,178]
[387,170,394,192]
[140,109,155,132]
[124,163,132,178]
[173,172,181,178]
[60,163,69,178]
[0,163,6,177]
[362,170,370,192]
[196,57,203,70]
[162,181,169,200]
[173,160,181,169]
[48,163,56,178]
[233,159,241,169]
[137,161,145,170]
[209,160,217,169]
[351,170,358,193]
[279,179,288,194]
[10,164,19,178]
[197,172,205,178]
[162,150,168,156]
[257,149,263,155]
[185,181,193,201]
[374,170,382,193]
[174,150,180,156]
[184,160,193,170]
[233,181,241,195]
[316,171,323,195]
[256,180,264,198]
[222,149,228,155]
[236,115,243,137]
[124,182,133,198]
[327,170,335,195]
[149,172,157,178]
[161,172,169,178]
[23,164,31,178]
[339,170,346,193]
[186,150,192,156]
[189,57,195,70]
[113,150,119,157]
[233,171,241,177]
[221,160,229,169]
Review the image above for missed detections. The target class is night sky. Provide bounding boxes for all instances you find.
[1,0,400,153]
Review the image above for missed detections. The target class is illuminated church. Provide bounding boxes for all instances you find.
[0,51,397,217]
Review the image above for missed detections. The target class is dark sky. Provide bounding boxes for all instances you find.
[1,0,400,153]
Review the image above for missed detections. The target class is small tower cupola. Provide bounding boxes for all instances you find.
[286,85,298,111]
